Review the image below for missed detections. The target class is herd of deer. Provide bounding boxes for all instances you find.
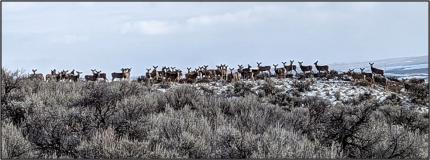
[28,60,389,85]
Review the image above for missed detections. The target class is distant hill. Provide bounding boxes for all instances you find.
[330,55,428,79]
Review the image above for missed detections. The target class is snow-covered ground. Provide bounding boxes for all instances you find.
[149,78,428,113]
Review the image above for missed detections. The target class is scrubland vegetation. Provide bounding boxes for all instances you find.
[1,68,428,159]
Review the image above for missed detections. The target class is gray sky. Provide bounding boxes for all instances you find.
[3,2,428,76]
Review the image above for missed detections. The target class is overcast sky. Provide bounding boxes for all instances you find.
[3,2,428,75]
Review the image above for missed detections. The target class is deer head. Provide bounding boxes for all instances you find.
[273,64,278,69]
[281,62,287,66]
[298,61,303,66]
[290,60,294,64]
[369,63,374,67]
[32,69,37,74]
[238,65,243,69]
[257,62,262,67]
[359,68,365,73]
[247,64,252,69]
[314,61,319,65]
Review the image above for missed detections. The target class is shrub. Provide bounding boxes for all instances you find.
[77,127,149,158]
[233,81,254,97]
[2,122,32,158]
[292,80,313,92]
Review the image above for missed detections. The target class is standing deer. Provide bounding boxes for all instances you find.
[237,65,251,80]
[273,64,285,78]
[284,60,297,75]
[85,69,98,81]
[94,70,107,82]
[360,68,373,82]
[70,71,82,82]
[298,61,313,75]
[256,62,271,77]
[45,69,58,81]
[30,69,44,81]
[112,68,126,81]
[314,60,329,74]
[123,68,132,81]
[369,63,384,76]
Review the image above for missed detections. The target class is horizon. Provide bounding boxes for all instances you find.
[3,2,428,76]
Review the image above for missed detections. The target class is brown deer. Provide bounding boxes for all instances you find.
[145,68,152,79]
[94,70,107,81]
[70,71,82,82]
[59,70,69,81]
[250,64,261,80]
[112,68,126,81]
[123,68,132,81]
[185,67,198,83]
[85,70,97,81]
[45,69,58,81]
[314,60,329,74]
[273,64,285,78]
[298,61,312,75]
[30,69,44,81]
[360,68,373,82]
[369,63,384,76]
[257,62,271,77]
[237,65,251,80]
[284,60,297,75]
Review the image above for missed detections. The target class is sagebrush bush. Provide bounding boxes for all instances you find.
[2,122,32,158]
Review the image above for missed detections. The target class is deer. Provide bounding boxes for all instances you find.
[30,69,44,81]
[123,68,132,81]
[284,60,297,76]
[298,61,313,76]
[237,65,252,80]
[85,70,98,81]
[166,69,182,82]
[45,69,58,82]
[250,64,261,80]
[359,68,373,82]
[369,63,384,77]
[185,67,198,83]
[273,64,285,78]
[58,70,69,81]
[70,71,82,82]
[314,60,329,75]
[112,68,126,81]
[256,62,271,77]
[93,69,107,82]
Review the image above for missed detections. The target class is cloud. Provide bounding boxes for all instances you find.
[120,20,174,35]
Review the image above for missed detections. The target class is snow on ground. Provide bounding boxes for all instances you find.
[147,78,428,113]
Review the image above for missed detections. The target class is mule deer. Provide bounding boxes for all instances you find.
[369,63,384,76]
[273,64,286,78]
[284,60,297,75]
[314,61,329,74]
[45,69,58,81]
[112,68,126,81]
[298,61,312,75]
[257,62,271,77]
[70,71,82,82]
[360,68,373,82]
[30,69,44,81]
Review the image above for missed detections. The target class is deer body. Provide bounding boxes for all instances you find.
[314,61,329,73]
[298,61,312,74]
